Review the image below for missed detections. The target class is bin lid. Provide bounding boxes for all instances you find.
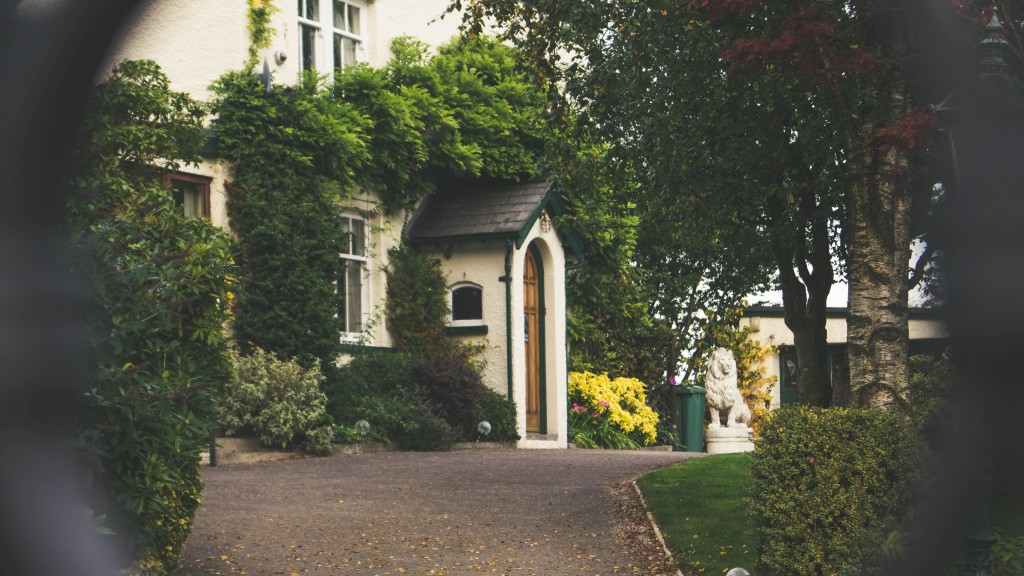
[675,385,707,394]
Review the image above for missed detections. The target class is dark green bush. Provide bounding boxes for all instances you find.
[751,405,924,576]
[909,354,958,446]
[384,242,454,362]
[68,60,233,576]
[394,405,456,451]
[413,354,483,440]
[326,351,414,441]
[478,386,520,442]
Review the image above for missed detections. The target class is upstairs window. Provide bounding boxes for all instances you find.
[450,283,483,327]
[297,0,364,75]
[339,215,368,336]
[165,172,210,218]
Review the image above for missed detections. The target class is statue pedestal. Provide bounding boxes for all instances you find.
[705,426,754,455]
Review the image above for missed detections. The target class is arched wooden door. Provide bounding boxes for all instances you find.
[523,248,544,433]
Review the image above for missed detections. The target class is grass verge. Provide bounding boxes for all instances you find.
[636,453,755,575]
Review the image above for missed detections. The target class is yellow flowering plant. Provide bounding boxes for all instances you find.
[568,371,659,447]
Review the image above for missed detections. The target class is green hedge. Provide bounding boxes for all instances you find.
[752,405,924,576]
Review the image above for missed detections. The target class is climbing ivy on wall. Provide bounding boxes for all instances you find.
[211,71,367,373]
[211,35,548,373]
[246,0,278,67]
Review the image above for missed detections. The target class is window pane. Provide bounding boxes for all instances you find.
[334,35,359,68]
[349,218,365,256]
[343,37,358,66]
[300,23,317,71]
[306,0,319,21]
[452,286,483,321]
[347,5,360,33]
[171,179,205,218]
[333,0,345,29]
[346,260,363,332]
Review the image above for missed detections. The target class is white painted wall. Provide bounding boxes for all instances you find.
[101,0,251,101]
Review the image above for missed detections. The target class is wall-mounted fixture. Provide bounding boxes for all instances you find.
[274,50,288,65]
[539,211,551,233]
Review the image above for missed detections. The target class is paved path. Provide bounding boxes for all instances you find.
[175,449,699,576]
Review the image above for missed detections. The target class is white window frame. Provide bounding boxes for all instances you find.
[339,213,370,340]
[449,282,484,327]
[297,0,366,77]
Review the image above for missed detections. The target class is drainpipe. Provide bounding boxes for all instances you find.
[502,239,514,401]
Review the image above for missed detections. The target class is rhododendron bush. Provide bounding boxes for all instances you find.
[568,372,659,448]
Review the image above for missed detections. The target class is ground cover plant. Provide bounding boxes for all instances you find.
[636,453,756,574]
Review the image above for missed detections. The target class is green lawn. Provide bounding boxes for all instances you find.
[636,453,756,575]
[637,452,1024,576]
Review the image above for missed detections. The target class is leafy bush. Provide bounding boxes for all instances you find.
[394,405,456,452]
[568,371,659,447]
[569,403,641,449]
[909,354,958,446]
[68,60,234,576]
[413,354,483,440]
[751,405,924,576]
[325,351,414,441]
[478,386,520,442]
[992,531,1024,576]
[221,347,333,455]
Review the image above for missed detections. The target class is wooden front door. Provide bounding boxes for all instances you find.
[524,249,542,433]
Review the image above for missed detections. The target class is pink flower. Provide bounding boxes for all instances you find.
[669,376,678,386]
[572,403,588,413]
[599,400,611,408]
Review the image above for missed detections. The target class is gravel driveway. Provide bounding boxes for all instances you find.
[174,449,699,576]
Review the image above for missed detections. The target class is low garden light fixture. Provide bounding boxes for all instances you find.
[476,421,491,443]
[725,569,750,576]
[355,419,370,436]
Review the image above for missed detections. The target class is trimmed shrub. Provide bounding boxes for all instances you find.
[221,347,333,455]
[412,354,483,440]
[751,405,924,576]
[478,386,521,442]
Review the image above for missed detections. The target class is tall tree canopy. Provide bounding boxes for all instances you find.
[451,0,1000,408]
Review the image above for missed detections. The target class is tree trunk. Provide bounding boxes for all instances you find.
[843,81,912,411]
[771,232,832,407]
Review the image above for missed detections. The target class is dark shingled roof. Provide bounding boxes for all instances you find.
[406,180,553,243]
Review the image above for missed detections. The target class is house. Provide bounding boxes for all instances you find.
[90,0,579,447]
[741,306,950,407]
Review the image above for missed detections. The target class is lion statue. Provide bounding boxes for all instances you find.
[704,348,751,429]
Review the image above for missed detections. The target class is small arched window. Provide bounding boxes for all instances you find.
[450,283,483,327]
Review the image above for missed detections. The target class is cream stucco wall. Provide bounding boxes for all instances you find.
[417,239,509,399]
[740,311,950,407]
[100,0,251,101]
[97,0,463,96]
